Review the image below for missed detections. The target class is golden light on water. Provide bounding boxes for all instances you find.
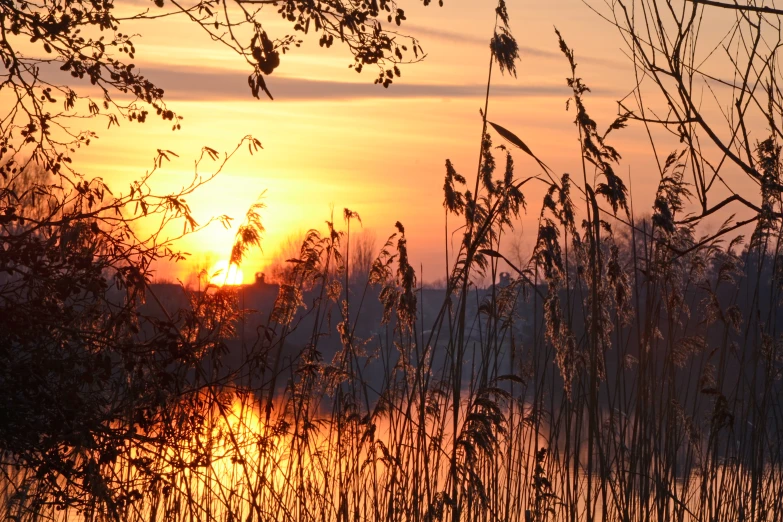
[142,391,290,522]
[209,260,244,286]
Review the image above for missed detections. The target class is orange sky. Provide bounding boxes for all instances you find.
[67,0,758,284]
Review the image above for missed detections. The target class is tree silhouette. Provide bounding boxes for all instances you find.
[0,0,442,510]
[0,0,436,180]
[603,0,783,244]
[0,136,267,515]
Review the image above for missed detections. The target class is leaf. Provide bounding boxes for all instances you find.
[488,121,551,173]
[495,374,525,384]
[479,248,502,258]
[204,146,219,160]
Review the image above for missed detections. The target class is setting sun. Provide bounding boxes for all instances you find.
[209,260,244,286]
[4,0,782,521]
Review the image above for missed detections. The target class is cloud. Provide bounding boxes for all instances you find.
[145,66,622,102]
[402,24,626,68]
[401,24,493,47]
[405,24,561,59]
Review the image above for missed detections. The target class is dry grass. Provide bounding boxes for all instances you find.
[2,3,782,522]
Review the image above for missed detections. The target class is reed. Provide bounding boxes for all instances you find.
[2,2,782,522]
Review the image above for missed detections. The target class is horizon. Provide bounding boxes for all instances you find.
[4,1,783,521]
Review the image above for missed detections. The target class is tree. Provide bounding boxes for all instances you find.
[0,0,435,180]
[0,0,441,510]
[0,138,266,517]
[264,230,308,283]
[349,227,376,283]
[601,0,783,247]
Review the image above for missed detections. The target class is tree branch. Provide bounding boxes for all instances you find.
[687,0,783,16]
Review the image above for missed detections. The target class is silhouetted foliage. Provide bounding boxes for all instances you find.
[0,0,439,179]
[3,2,783,522]
[0,137,263,515]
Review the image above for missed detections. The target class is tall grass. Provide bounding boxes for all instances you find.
[2,3,783,522]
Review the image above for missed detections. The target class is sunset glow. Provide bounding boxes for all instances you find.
[68,0,661,284]
[5,0,783,520]
[209,260,244,286]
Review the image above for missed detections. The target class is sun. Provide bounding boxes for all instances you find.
[209,260,244,286]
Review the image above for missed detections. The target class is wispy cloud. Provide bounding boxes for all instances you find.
[401,24,492,47]
[402,23,626,68]
[145,66,622,102]
[404,24,562,60]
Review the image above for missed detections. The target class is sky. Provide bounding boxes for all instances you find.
[67,0,755,284]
